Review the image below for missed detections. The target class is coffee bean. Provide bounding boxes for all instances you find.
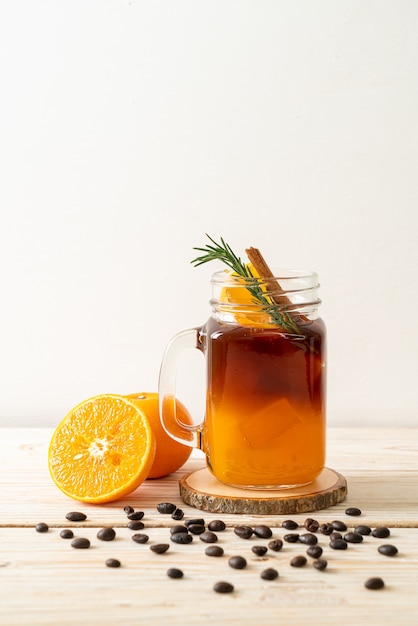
[306,545,323,559]
[252,546,268,557]
[213,581,234,594]
[208,520,226,532]
[253,525,272,539]
[378,544,398,557]
[170,532,193,544]
[354,524,372,536]
[364,577,385,590]
[344,532,363,544]
[345,507,362,516]
[35,522,49,533]
[304,518,319,532]
[127,511,144,521]
[228,555,247,569]
[199,531,218,544]
[170,525,188,535]
[66,512,87,522]
[188,524,206,535]
[157,502,176,514]
[60,529,74,539]
[319,523,334,535]
[185,518,205,527]
[205,545,224,557]
[127,521,145,531]
[284,533,299,543]
[290,556,307,567]
[171,508,184,520]
[299,533,318,545]
[313,558,328,571]
[97,527,116,542]
[105,558,121,568]
[260,568,279,580]
[329,539,348,550]
[331,520,347,531]
[123,506,134,514]
[150,543,170,554]
[282,519,298,530]
[167,568,183,579]
[268,539,283,552]
[131,533,149,544]
[71,538,90,549]
[234,526,253,539]
[330,532,343,541]
[372,526,390,538]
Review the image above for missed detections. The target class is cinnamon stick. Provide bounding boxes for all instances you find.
[245,247,292,308]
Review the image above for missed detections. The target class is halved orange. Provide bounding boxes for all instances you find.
[48,394,156,503]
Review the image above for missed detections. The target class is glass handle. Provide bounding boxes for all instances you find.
[158,328,204,449]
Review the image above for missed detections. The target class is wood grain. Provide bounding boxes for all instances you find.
[1,428,418,625]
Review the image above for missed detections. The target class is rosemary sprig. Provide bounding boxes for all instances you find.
[191,235,300,333]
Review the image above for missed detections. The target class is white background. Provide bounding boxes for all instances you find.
[1,1,417,428]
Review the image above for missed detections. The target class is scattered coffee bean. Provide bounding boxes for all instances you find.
[253,525,272,539]
[157,502,176,514]
[304,518,319,532]
[167,568,183,579]
[185,518,205,528]
[260,568,279,580]
[282,519,298,530]
[131,533,149,544]
[127,520,145,531]
[344,532,363,544]
[364,577,385,590]
[170,525,188,535]
[329,539,348,550]
[66,512,87,522]
[354,524,372,536]
[170,532,193,544]
[372,526,390,538]
[313,558,328,571]
[150,543,170,554]
[299,533,318,545]
[171,508,184,520]
[123,506,134,514]
[252,545,268,557]
[35,522,49,533]
[330,532,343,541]
[331,520,347,531]
[71,537,90,549]
[205,545,224,557]
[290,555,307,567]
[284,533,300,543]
[213,581,234,594]
[208,520,226,532]
[234,526,253,539]
[268,539,283,552]
[105,558,121,568]
[306,545,323,559]
[199,531,218,544]
[345,507,362,516]
[97,527,116,542]
[378,544,398,557]
[229,555,247,569]
[127,511,144,521]
[60,529,74,539]
[319,523,334,535]
[188,524,206,535]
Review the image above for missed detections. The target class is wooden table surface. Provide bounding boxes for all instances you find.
[1,427,418,626]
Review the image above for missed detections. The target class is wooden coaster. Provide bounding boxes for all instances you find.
[179,466,347,515]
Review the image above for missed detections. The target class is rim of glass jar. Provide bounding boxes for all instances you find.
[211,268,320,293]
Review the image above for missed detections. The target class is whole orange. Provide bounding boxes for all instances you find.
[126,392,193,479]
